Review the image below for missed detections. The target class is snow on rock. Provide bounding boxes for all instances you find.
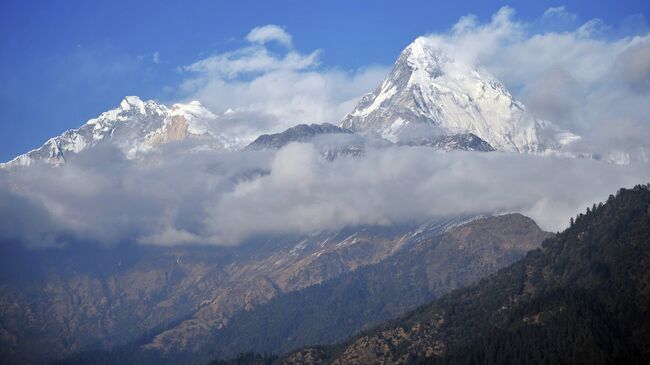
[341,37,580,154]
[1,97,235,168]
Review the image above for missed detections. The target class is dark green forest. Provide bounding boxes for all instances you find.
[414,184,650,364]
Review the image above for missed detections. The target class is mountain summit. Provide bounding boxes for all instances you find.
[341,37,579,153]
[1,97,236,168]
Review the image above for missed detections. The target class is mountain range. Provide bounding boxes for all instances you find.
[2,38,591,169]
[340,37,579,154]
[43,214,549,365]
[0,35,647,365]
[0,97,238,168]
[0,217,468,364]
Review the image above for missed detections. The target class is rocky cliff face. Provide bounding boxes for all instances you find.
[244,123,353,150]
[397,133,495,152]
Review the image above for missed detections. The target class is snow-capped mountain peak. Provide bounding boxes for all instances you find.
[119,95,147,112]
[1,97,235,168]
[404,36,451,76]
[341,37,579,154]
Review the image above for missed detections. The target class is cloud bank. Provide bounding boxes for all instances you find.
[1,142,648,248]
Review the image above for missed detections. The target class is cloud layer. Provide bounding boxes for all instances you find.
[1,141,648,248]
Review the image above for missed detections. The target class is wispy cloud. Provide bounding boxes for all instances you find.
[176,25,390,139]
[246,24,293,48]
[542,6,578,23]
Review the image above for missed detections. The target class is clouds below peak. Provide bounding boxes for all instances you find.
[2,141,648,249]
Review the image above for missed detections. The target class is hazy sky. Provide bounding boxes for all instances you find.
[1,0,648,161]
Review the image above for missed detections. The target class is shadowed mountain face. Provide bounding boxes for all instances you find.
[397,133,495,152]
[0,217,469,364]
[282,185,650,365]
[49,213,549,365]
[244,123,495,158]
[244,123,369,160]
[244,123,353,150]
[197,214,549,362]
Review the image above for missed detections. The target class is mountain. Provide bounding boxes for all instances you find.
[2,37,582,169]
[341,37,579,154]
[51,214,549,365]
[0,97,237,168]
[245,123,352,150]
[245,122,494,158]
[197,214,549,362]
[5,34,585,169]
[244,123,369,160]
[282,184,650,364]
[397,133,495,152]
[0,217,471,364]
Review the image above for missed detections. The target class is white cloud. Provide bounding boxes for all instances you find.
[246,24,293,48]
[208,145,649,242]
[153,51,160,64]
[616,41,650,91]
[2,142,648,248]
[542,6,577,23]
[183,46,320,79]
[177,26,390,139]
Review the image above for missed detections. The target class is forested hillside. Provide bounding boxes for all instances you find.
[283,184,650,364]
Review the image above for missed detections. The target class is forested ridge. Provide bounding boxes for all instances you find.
[280,184,650,364]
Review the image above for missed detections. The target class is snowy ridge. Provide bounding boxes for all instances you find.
[341,37,580,154]
[1,97,237,168]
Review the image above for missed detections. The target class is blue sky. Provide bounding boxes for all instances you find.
[1,0,648,161]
